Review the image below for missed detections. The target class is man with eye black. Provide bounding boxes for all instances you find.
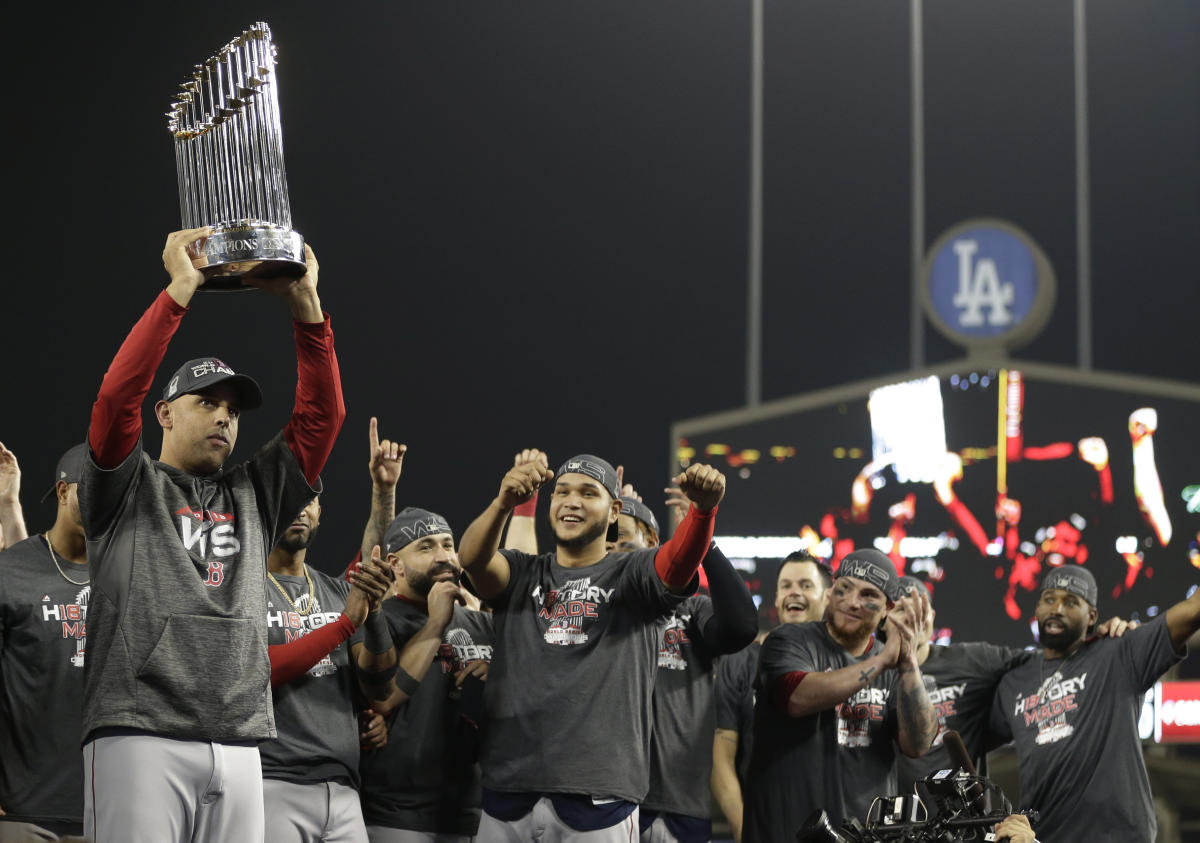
[742,549,937,842]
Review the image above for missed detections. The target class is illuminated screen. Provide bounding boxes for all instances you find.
[676,367,1200,647]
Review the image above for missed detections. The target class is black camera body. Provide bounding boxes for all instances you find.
[796,768,1038,843]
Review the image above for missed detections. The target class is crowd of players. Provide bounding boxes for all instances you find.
[0,229,1197,843]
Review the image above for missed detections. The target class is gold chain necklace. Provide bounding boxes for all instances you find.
[45,535,89,586]
[268,566,320,616]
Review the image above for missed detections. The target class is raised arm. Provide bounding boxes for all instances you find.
[653,464,725,592]
[503,450,541,555]
[697,544,758,654]
[360,417,405,560]
[245,245,346,486]
[354,579,464,715]
[1166,586,1200,652]
[0,442,27,549]
[459,451,553,600]
[89,228,208,468]
[888,590,939,758]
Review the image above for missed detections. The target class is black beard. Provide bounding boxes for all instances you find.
[1038,620,1084,652]
[407,562,460,596]
[277,524,317,553]
[556,519,608,550]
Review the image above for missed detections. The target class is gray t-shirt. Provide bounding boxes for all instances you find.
[360,599,494,835]
[895,641,1028,793]
[481,548,689,803]
[259,567,359,787]
[0,535,89,826]
[644,594,717,819]
[744,621,901,842]
[713,641,760,791]
[989,617,1183,843]
[77,433,316,742]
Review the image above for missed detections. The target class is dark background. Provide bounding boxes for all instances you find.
[3,2,1197,580]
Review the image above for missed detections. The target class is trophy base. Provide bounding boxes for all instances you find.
[188,224,306,292]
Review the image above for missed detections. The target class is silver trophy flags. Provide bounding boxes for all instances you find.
[168,22,304,290]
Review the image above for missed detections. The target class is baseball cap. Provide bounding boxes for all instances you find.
[162,358,263,410]
[896,575,928,599]
[555,455,620,500]
[1039,564,1098,608]
[384,507,454,554]
[41,443,88,503]
[835,548,901,602]
[619,496,660,536]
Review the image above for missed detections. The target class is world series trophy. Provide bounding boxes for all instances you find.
[167,22,305,290]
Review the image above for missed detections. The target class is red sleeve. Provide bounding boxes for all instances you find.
[268,613,356,686]
[772,670,807,711]
[89,291,188,468]
[653,505,717,589]
[343,549,363,582]
[283,316,347,487]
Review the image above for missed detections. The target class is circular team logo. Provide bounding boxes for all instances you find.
[922,218,1056,351]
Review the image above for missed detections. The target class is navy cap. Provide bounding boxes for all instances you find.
[1039,564,1098,608]
[555,455,620,500]
[41,443,88,503]
[836,549,901,601]
[619,496,660,536]
[162,358,263,411]
[384,507,454,554]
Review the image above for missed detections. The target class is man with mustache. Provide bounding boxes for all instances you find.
[989,565,1200,843]
[711,550,832,842]
[77,228,345,842]
[743,549,937,841]
[355,508,494,842]
[260,497,394,843]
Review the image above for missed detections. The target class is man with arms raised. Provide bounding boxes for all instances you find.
[78,227,345,842]
[458,452,724,841]
[0,445,89,841]
[743,549,937,842]
[990,565,1199,843]
[711,550,832,842]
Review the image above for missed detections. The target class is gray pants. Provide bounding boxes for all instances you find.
[477,799,638,842]
[263,779,367,843]
[0,822,59,843]
[84,734,264,843]
[365,828,472,843]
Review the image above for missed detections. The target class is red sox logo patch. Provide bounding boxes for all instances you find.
[175,506,241,586]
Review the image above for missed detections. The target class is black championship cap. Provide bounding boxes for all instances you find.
[41,443,88,502]
[162,357,263,410]
[384,507,454,554]
[896,575,927,599]
[619,496,660,536]
[1039,564,1098,608]
[836,548,901,601]
[555,455,621,500]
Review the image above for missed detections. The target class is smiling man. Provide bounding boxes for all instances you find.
[457,452,724,841]
[77,227,345,842]
[742,549,937,841]
[990,564,1200,843]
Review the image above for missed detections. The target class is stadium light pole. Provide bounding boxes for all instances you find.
[1075,0,1093,371]
[746,0,764,407]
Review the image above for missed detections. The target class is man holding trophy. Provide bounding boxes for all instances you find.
[75,21,349,843]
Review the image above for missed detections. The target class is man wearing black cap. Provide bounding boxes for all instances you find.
[457,452,725,841]
[989,564,1200,843]
[77,227,345,842]
[0,445,89,841]
[743,548,938,842]
[354,507,494,842]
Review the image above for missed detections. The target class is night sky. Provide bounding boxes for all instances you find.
[4,2,1197,578]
